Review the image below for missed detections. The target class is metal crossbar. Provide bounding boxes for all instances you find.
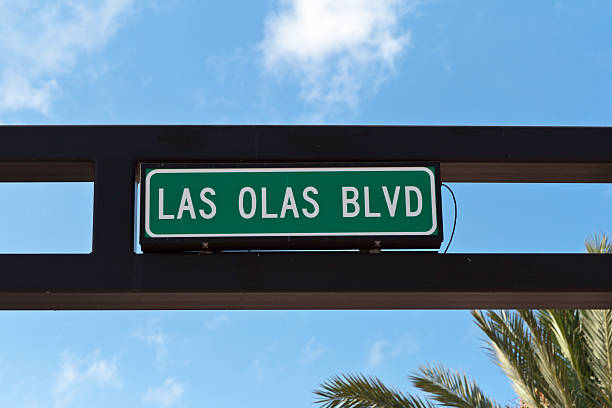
[0,125,610,309]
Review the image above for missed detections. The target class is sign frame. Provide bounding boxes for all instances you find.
[139,162,443,252]
[0,125,611,310]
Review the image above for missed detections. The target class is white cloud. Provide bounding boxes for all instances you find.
[260,0,418,112]
[204,313,229,329]
[367,340,386,368]
[53,350,119,408]
[253,358,264,382]
[367,335,420,368]
[0,0,133,114]
[301,337,328,364]
[391,334,420,356]
[142,378,185,407]
[0,71,58,114]
[133,320,169,364]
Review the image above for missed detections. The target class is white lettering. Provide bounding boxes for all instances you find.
[342,187,359,217]
[405,186,423,217]
[364,186,381,218]
[280,187,299,218]
[382,186,400,217]
[261,187,278,218]
[238,187,256,219]
[158,188,174,220]
[177,188,196,219]
[302,186,319,218]
[199,187,216,219]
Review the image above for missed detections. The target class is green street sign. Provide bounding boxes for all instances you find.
[140,164,442,251]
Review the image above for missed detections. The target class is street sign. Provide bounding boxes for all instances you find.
[140,163,442,251]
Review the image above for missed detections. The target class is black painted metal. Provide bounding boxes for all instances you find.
[0,125,610,309]
[1,125,612,162]
[0,252,610,292]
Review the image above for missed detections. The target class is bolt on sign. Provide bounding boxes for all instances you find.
[140,164,443,251]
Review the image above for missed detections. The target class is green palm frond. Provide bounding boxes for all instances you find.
[514,310,578,408]
[540,310,592,407]
[585,233,612,253]
[581,309,612,406]
[410,364,503,408]
[316,299,612,408]
[540,310,586,384]
[527,321,574,408]
[472,310,544,408]
[472,309,612,408]
[314,374,436,408]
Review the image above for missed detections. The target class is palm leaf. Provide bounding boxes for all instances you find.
[518,310,575,408]
[540,310,586,385]
[539,310,593,407]
[472,310,545,408]
[585,233,612,254]
[581,309,612,406]
[314,374,436,408]
[410,364,503,408]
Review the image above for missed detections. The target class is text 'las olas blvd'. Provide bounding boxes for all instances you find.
[143,166,438,241]
[157,185,424,221]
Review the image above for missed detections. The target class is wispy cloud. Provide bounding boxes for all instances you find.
[142,378,185,407]
[260,0,419,116]
[391,334,420,356]
[0,0,133,114]
[253,358,265,382]
[133,320,169,364]
[367,340,386,368]
[251,340,283,382]
[53,350,119,408]
[204,313,229,330]
[367,335,419,368]
[301,337,328,364]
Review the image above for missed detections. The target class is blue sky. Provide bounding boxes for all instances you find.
[0,0,611,407]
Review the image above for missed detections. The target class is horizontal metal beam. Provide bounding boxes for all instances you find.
[2,161,612,183]
[0,252,609,309]
[1,125,611,163]
[0,292,611,310]
[1,126,610,182]
[0,161,93,182]
[440,162,612,183]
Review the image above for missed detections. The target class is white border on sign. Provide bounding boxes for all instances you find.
[144,167,438,238]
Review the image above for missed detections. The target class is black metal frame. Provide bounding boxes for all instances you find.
[139,161,443,251]
[0,125,610,309]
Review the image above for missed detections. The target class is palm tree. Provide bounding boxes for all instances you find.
[585,233,612,254]
[314,236,612,408]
